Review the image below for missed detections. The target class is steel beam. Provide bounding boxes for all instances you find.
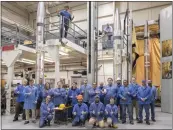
[87,2,98,84]
[36,2,45,84]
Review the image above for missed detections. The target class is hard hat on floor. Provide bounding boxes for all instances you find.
[59,104,65,109]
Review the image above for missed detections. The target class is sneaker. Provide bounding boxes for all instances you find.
[122,121,126,124]
[113,124,118,129]
[24,121,29,124]
[137,120,143,123]
[47,121,50,126]
[32,120,36,123]
[146,121,150,125]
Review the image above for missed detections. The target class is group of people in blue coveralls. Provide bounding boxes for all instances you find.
[13,76,157,128]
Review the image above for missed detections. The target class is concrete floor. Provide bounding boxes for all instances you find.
[1,107,172,129]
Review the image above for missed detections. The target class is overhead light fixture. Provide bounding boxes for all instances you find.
[44,56,54,63]
[17,58,36,64]
[59,51,68,55]
[44,59,54,63]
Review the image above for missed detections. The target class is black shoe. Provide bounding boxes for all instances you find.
[152,119,156,122]
[130,121,134,125]
[47,121,50,126]
[24,121,29,124]
[144,119,146,121]
[13,118,18,121]
[137,120,143,123]
[146,121,150,125]
[122,121,126,124]
[136,118,139,121]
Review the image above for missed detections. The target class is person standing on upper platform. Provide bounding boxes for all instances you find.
[58,6,74,38]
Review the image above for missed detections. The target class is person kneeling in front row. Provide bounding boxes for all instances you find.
[39,95,54,128]
[72,95,88,127]
[88,95,105,128]
[105,97,118,128]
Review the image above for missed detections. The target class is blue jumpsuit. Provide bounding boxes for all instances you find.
[68,88,81,118]
[14,85,25,119]
[72,103,88,126]
[39,101,54,128]
[23,85,38,110]
[104,84,118,105]
[36,84,44,109]
[80,84,92,106]
[89,102,105,121]
[68,88,81,106]
[118,85,133,122]
[115,84,122,119]
[105,104,118,124]
[150,86,157,120]
[88,87,100,104]
[59,10,72,38]
[98,86,105,104]
[52,88,66,106]
[137,86,151,121]
[129,83,140,119]
[42,89,51,101]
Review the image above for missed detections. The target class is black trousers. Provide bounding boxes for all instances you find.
[60,24,69,38]
[14,102,25,120]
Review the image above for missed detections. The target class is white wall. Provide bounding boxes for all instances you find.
[1,2,31,26]
[28,2,171,31]
[97,60,113,84]
[1,65,85,85]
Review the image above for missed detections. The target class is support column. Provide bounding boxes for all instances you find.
[128,10,133,82]
[160,5,172,113]
[113,2,122,83]
[45,45,60,86]
[144,21,150,83]
[2,50,22,115]
[87,2,97,84]
[36,2,45,84]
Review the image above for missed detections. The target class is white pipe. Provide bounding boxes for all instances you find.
[45,3,52,31]
[36,2,45,84]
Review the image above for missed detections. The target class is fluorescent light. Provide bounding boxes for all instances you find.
[17,58,36,64]
[19,60,35,64]
[59,51,68,55]
[21,58,35,63]
[44,59,54,63]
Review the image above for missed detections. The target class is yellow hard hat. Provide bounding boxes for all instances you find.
[59,104,65,109]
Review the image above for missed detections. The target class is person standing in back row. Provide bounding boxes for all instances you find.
[148,80,157,122]
[137,80,151,125]
[23,79,38,124]
[58,6,74,38]
[129,77,139,121]
[80,79,91,108]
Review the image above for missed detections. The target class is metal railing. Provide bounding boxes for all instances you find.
[1,22,36,48]
[44,15,87,48]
